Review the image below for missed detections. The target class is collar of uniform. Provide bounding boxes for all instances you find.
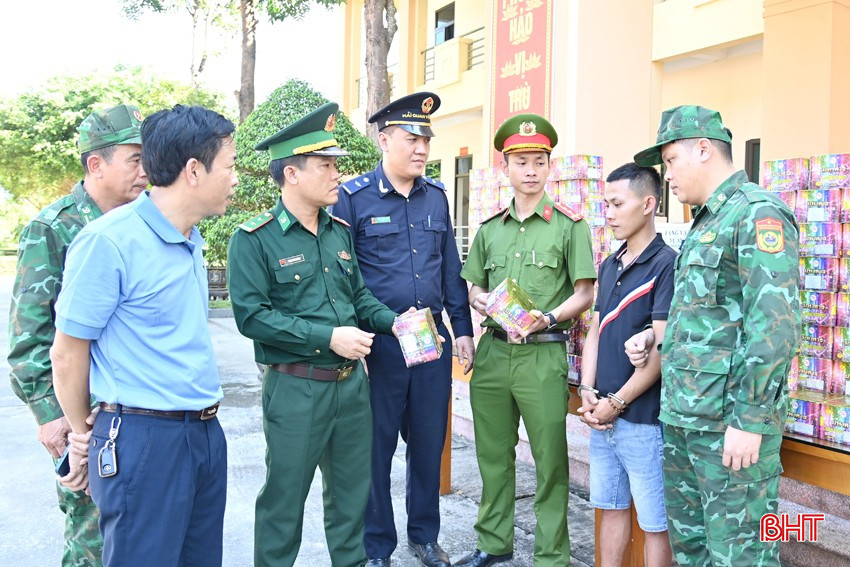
[375,162,426,199]
[632,233,668,265]
[272,197,331,234]
[72,181,103,223]
[506,192,555,223]
[703,170,748,216]
[133,191,189,244]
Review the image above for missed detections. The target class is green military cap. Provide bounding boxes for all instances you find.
[255,102,349,161]
[493,113,558,154]
[634,104,733,166]
[77,104,143,154]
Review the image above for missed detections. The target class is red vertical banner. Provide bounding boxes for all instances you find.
[490,0,553,166]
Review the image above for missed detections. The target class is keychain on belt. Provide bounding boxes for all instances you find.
[98,415,121,478]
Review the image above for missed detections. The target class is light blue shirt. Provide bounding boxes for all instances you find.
[56,192,222,410]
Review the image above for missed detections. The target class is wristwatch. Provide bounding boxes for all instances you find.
[544,311,557,330]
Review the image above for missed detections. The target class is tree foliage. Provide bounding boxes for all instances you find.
[0,65,231,208]
[198,78,380,265]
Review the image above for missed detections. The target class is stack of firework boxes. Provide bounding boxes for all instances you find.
[467,156,614,385]
[762,153,850,448]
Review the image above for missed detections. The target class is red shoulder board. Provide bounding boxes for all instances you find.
[481,207,509,224]
[553,203,583,221]
[330,214,350,227]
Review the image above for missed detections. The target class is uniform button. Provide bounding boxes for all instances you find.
[410,224,414,229]
[763,417,771,424]
[324,267,329,272]
[490,263,495,269]
[515,252,520,258]
[537,261,543,267]
[416,274,420,279]
[294,274,301,281]
[512,278,517,283]
[417,300,422,304]
[520,227,525,232]
[413,249,418,254]
[347,268,352,274]
[332,298,336,303]
[616,282,621,286]
[718,194,726,202]
[315,349,321,354]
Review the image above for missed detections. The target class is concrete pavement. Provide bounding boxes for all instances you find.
[0,275,594,566]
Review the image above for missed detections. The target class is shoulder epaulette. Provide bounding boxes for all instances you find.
[553,202,584,221]
[423,176,446,191]
[239,211,274,232]
[341,175,372,195]
[481,207,509,224]
[742,183,769,204]
[330,214,350,227]
[38,195,75,224]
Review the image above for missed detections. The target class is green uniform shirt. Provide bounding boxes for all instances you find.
[660,170,801,435]
[227,199,398,366]
[8,182,102,424]
[461,192,597,329]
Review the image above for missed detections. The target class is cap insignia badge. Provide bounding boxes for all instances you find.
[421,97,435,114]
[324,114,336,132]
[133,110,143,121]
[519,121,536,136]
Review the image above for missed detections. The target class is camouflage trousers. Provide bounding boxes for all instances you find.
[56,478,102,566]
[662,425,782,567]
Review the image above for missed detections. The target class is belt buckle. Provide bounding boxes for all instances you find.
[338,366,353,381]
[200,403,220,420]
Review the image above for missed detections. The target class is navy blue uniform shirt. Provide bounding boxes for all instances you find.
[594,233,676,424]
[333,163,473,338]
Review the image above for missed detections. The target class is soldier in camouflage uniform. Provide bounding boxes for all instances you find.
[7,104,146,566]
[630,105,801,566]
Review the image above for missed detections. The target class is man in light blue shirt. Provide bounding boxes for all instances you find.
[51,105,238,567]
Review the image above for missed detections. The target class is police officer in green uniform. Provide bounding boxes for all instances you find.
[8,104,146,566]
[227,103,404,567]
[629,105,801,566]
[457,114,596,567]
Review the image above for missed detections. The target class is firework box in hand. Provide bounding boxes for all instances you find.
[392,308,442,368]
[761,158,809,191]
[485,278,539,339]
[811,153,850,190]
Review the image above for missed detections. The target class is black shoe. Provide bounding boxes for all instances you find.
[408,541,451,567]
[452,549,513,567]
[365,559,391,567]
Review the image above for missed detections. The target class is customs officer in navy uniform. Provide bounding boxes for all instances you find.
[333,92,475,567]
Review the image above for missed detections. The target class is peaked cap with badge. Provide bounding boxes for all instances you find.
[634,104,733,166]
[368,92,441,137]
[255,102,350,161]
[77,103,143,154]
[494,113,558,155]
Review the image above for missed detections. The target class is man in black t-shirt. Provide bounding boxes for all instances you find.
[578,163,675,567]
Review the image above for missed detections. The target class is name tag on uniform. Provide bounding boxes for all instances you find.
[279,254,305,266]
[370,216,392,224]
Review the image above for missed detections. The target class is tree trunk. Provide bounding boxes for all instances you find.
[364,0,397,141]
[238,0,257,123]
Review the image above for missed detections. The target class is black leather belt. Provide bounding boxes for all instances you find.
[269,361,358,382]
[489,328,570,344]
[99,402,220,421]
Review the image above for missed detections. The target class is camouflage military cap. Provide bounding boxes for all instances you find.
[634,105,733,166]
[494,113,558,155]
[77,104,143,154]
[255,102,349,161]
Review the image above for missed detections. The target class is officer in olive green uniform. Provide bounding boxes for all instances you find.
[8,104,146,567]
[227,103,401,567]
[457,114,597,567]
[633,105,801,566]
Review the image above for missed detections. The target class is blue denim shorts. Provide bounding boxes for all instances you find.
[589,418,667,532]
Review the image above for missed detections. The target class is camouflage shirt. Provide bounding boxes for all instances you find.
[660,170,801,435]
[8,182,102,424]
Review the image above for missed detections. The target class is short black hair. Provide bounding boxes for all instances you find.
[141,105,235,187]
[80,145,116,174]
[606,162,662,203]
[270,154,310,186]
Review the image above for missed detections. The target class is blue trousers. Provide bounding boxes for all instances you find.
[364,324,452,559]
[89,408,227,567]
